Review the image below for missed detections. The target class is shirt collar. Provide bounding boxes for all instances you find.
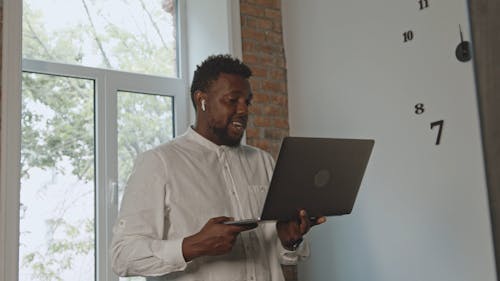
[185,126,240,154]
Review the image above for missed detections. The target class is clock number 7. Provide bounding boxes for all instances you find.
[430,120,444,145]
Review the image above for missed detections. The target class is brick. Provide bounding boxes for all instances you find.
[253,116,271,127]
[273,20,282,33]
[255,18,273,30]
[245,127,260,138]
[262,80,285,93]
[257,43,281,56]
[273,118,289,129]
[265,8,281,20]
[248,104,262,115]
[274,55,286,68]
[241,27,266,41]
[271,95,287,106]
[242,40,257,53]
[250,0,280,9]
[242,53,259,64]
[249,79,261,91]
[269,68,286,81]
[259,55,274,66]
[240,2,265,17]
[281,265,298,281]
[263,105,281,116]
[252,92,270,103]
[243,16,257,29]
[251,65,268,78]
[266,31,283,45]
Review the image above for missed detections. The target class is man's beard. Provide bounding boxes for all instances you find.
[211,124,243,147]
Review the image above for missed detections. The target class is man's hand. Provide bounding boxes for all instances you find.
[182,216,257,262]
[276,210,326,251]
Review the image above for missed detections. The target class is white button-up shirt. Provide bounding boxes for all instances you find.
[111,128,309,281]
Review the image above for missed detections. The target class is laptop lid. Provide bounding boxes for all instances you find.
[259,137,374,221]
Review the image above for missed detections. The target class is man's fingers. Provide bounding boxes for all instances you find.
[297,210,327,234]
[298,210,311,234]
[315,216,327,225]
[210,216,232,224]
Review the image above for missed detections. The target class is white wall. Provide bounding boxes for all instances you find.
[184,0,242,125]
[282,1,497,281]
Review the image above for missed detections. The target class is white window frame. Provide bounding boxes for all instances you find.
[1,1,23,281]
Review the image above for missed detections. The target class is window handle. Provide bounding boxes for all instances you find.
[109,180,118,207]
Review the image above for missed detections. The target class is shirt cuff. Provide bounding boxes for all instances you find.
[151,238,188,272]
[277,237,310,265]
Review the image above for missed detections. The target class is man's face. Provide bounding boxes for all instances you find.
[203,73,252,146]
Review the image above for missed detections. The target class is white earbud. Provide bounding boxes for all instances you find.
[201,100,206,112]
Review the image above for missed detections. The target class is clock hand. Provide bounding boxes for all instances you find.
[459,24,464,43]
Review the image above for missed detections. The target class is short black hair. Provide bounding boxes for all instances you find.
[190,54,252,110]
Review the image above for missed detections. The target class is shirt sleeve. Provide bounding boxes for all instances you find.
[261,218,311,266]
[110,150,188,277]
[276,235,310,265]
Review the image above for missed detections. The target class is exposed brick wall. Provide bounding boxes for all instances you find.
[240,1,297,281]
[240,0,289,160]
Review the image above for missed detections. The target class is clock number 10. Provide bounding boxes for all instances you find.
[403,31,414,43]
[418,0,429,10]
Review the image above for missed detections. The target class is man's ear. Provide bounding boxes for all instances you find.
[195,91,208,112]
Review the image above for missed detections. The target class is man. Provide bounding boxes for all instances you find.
[111,54,326,281]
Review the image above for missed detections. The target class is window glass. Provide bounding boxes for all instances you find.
[23,0,178,77]
[117,91,174,205]
[19,72,95,281]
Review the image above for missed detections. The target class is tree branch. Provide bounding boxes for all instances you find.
[139,0,169,49]
[81,0,112,68]
[25,17,55,60]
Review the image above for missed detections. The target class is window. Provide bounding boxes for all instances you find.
[17,0,186,280]
[2,1,242,280]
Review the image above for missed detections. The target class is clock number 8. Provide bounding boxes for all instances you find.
[415,103,425,115]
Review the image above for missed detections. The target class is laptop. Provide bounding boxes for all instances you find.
[224,136,374,225]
